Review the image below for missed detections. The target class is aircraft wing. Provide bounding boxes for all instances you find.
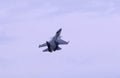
[57,39,69,45]
[38,43,47,48]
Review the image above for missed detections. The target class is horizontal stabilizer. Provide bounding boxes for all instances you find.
[43,48,49,52]
[56,47,62,50]
[43,48,52,52]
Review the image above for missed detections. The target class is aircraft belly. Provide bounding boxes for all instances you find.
[50,41,56,50]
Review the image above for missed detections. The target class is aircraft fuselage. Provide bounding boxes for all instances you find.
[47,37,59,52]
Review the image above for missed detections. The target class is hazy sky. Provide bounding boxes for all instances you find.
[0,0,120,78]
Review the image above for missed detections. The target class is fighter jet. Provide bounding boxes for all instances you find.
[38,28,69,52]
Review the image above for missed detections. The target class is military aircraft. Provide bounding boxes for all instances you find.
[38,28,69,52]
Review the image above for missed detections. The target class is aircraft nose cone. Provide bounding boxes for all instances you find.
[59,28,62,31]
[57,28,62,33]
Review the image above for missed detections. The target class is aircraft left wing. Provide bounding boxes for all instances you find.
[38,43,47,48]
[57,39,69,45]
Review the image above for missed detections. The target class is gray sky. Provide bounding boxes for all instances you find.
[0,0,120,78]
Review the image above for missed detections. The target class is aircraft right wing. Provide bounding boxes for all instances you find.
[57,39,69,45]
[38,43,47,48]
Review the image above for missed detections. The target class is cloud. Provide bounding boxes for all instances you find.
[0,0,120,25]
[0,0,120,78]
[46,0,120,15]
[1,11,120,78]
[0,27,12,45]
[0,0,59,24]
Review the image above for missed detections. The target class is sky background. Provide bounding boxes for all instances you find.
[0,0,120,78]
